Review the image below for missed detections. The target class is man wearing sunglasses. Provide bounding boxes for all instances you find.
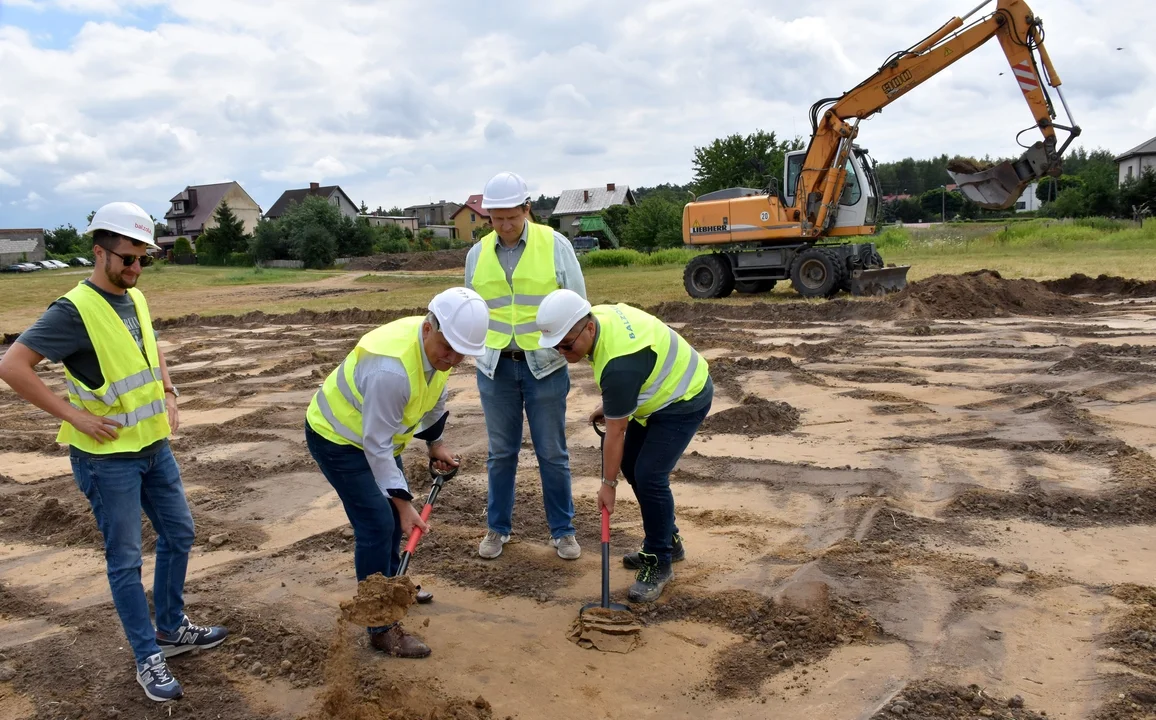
[0,201,227,703]
[535,289,714,603]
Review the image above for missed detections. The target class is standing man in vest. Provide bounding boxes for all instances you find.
[465,172,587,561]
[0,202,228,702]
[535,290,713,602]
[305,287,489,658]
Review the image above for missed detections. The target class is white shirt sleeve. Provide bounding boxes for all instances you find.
[553,231,587,300]
[354,354,412,497]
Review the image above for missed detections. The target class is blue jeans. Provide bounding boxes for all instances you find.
[305,422,402,634]
[620,384,713,567]
[71,445,195,665]
[477,357,575,539]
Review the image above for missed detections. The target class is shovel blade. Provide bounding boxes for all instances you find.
[851,265,910,296]
[947,142,1057,210]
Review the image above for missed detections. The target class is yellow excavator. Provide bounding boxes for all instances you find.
[681,0,1081,299]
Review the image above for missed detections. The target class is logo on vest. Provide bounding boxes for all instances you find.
[612,308,636,339]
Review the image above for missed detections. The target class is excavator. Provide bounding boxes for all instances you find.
[681,0,1081,299]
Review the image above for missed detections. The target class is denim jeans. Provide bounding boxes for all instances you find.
[305,422,403,634]
[70,445,195,665]
[620,383,713,566]
[477,356,575,539]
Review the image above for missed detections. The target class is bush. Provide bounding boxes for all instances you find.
[225,252,253,267]
[174,237,193,257]
[298,225,337,269]
[581,249,645,268]
[375,234,410,254]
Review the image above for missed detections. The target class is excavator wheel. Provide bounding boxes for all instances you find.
[684,254,735,299]
[789,248,845,299]
[733,279,777,294]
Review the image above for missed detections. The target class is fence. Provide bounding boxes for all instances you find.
[257,260,305,269]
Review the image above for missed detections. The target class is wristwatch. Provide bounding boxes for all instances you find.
[601,477,619,488]
[164,386,180,398]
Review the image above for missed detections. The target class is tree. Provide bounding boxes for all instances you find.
[622,196,683,250]
[196,202,250,264]
[386,206,405,216]
[337,215,375,258]
[374,224,410,254]
[297,225,336,269]
[174,237,193,257]
[1119,168,1156,220]
[1036,175,1083,204]
[359,200,369,214]
[918,188,966,221]
[45,224,82,255]
[600,205,631,241]
[250,219,291,261]
[691,130,805,195]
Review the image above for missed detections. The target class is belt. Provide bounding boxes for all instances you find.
[500,350,526,362]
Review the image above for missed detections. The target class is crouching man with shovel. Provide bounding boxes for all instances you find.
[536,290,713,602]
[305,287,489,657]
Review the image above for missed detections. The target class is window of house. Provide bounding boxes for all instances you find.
[173,201,184,213]
[470,213,476,222]
[1127,166,1134,180]
[1016,201,1027,210]
[175,219,185,233]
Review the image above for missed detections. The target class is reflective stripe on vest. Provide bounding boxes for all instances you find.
[305,316,449,453]
[591,303,709,424]
[55,283,170,453]
[471,222,558,350]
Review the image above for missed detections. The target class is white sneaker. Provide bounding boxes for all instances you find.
[478,530,510,559]
[553,534,581,560]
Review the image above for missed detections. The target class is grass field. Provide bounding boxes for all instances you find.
[2,219,1154,332]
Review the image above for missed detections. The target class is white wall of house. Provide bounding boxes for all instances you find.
[1014,181,1041,212]
[329,192,359,220]
[1119,156,1156,185]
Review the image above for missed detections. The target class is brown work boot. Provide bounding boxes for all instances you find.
[369,625,431,658]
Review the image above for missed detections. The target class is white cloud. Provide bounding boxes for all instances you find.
[0,0,1152,228]
[11,191,45,210]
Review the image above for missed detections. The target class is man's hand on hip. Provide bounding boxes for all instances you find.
[69,409,122,443]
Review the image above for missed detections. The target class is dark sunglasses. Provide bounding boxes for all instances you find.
[104,248,154,268]
[557,319,589,352]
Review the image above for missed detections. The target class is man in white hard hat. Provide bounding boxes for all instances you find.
[535,289,714,603]
[465,171,587,561]
[304,287,489,658]
[0,201,228,702]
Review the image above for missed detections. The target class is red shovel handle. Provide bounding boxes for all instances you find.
[601,505,610,543]
[404,504,434,553]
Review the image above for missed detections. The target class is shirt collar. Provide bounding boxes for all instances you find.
[493,222,528,250]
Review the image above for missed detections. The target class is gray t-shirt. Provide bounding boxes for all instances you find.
[16,280,167,458]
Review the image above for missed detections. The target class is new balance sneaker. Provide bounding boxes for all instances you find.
[478,530,510,559]
[156,615,229,658]
[552,534,581,560]
[137,652,183,702]
[627,552,674,603]
[623,534,685,569]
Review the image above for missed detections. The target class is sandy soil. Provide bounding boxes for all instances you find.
[1,271,1155,719]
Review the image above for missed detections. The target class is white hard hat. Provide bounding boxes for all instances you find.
[428,287,489,356]
[481,171,531,210]
[536,289,592,348]
[86,201,159,249]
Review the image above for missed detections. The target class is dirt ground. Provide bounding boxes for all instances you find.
[2,270,1156,719]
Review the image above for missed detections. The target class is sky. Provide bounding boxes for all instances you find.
[0,0,1152,231]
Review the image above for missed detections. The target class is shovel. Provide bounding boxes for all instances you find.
[581,420,629,616]
[397,458,458,603]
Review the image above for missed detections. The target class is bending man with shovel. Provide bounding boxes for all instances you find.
[536,290,713,602]
[305,287,489,657]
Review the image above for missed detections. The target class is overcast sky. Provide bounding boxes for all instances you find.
[0,0,1152,230]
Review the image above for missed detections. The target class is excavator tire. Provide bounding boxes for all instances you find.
[789,247,845,299]
[684,254,735,299]
[733,279,777,294]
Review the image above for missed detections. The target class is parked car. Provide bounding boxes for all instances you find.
[69,257,93,267]
[47,259,70,269]
[2,263,34,273]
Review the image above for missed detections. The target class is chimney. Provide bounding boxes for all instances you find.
[187,188,198,210]
[606,183,615,192]
[583,190,589,203]
[309,182,320,191]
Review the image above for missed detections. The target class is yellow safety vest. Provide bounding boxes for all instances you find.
[472,222,558,350]
[591,304,709,425]
[56,283,170,453]
[305,316,448,454]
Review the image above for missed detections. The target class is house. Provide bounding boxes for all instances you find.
[0,228,45,266]
[359,214,418,233]
[1014,181,1041,212]
[1116,136,1156,185]
[265,182,359,221]
[403,201,461,228]
[158,181,261,250]
[551,183,636,239]
[450,194,490,242]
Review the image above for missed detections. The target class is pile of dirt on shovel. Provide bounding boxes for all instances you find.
[699,395,801,435]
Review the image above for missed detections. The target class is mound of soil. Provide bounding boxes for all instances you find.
[893,269,1095,319]
[1047,343,1156,375]
[345,248,469,272]
[870,680,1047,719]
[340,574,417,626]
[1042,273,1156,298]
[700,396,801,435]
[155,306,426,330]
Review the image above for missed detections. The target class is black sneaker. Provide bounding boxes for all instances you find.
[136,652,183,702]
[156,615,229,658]
[627,552,673,603]
[623,534,684,569]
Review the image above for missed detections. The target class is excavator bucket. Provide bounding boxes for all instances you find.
[947,142,1058,210]
[851,265,910,296]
